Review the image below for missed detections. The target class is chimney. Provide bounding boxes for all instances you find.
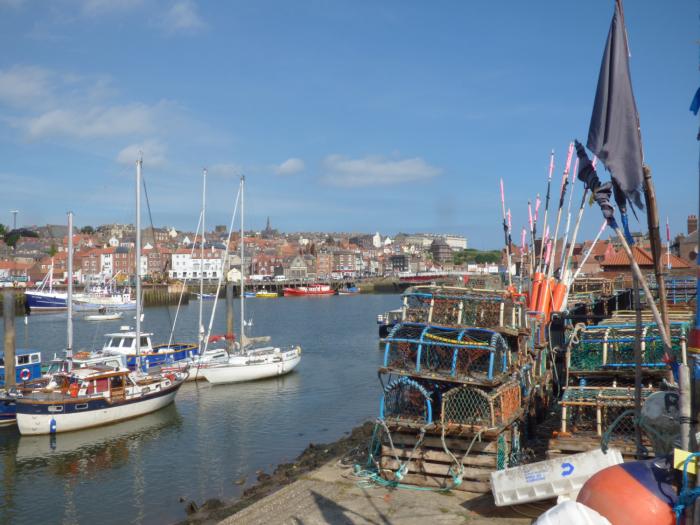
[689,215,698,235]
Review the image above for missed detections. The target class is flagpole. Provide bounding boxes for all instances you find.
[537,152,554,272]
[642,166,671,341]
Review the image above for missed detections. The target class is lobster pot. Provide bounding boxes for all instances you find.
[440,380,522,433]
[382,323,511,384]
[379,376,435,425]
[559,384,655,437]
[377,422,520,493]
[402,287,526,330]
[569,322,688,372]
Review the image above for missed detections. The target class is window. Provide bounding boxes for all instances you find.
[121,337,134,348]
[31,354,40,363]
[48,405,64,413]
[17,355,29,365]
[140,336,148,348]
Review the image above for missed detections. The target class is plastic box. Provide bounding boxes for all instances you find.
[490,448,623,506]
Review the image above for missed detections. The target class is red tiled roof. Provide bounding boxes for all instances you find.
[601,245,690,269]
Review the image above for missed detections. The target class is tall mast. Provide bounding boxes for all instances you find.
[135,156,142,370]
[66,211,73,362]
[199,168,207,354]
[239,175,245,351]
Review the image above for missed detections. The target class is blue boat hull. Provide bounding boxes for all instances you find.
[25,292,67,311]
[124,344,199,370]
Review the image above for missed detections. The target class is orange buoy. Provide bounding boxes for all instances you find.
[577,460,676,525]
[551,281,567,312]
[530,272,544,310]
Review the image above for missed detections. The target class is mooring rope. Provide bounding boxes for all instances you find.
[440,426,485,488]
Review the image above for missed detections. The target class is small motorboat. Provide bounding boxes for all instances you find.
[85,310,123,321]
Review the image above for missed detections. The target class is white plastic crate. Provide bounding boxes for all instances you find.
[490,448,623,506]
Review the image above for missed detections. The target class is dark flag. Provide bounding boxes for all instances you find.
[587,0,644,210]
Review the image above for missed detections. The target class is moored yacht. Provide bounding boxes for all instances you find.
[101,327,198,370]
[15,364,185,435]
[200,176,302,385]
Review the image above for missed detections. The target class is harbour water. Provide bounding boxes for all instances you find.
[0,293,398,525]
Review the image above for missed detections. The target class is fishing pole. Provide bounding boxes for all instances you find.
[566,219,607,294]
[561,156,599,286]
[558,157,579,274]
[519,227,527,293]
[546,142,574,282]
[500,178,513,287]
[537,152,555,273]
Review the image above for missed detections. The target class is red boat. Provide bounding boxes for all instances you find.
[283,284,335,296]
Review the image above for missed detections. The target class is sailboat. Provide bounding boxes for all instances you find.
[202,176,301,385]
[15,160,186,435]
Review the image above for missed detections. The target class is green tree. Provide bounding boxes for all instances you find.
[80,225,95,234]
[0,224,6,237]
[48,243,58,257]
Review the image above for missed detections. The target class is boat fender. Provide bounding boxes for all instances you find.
[19,368,31,381]
[69,383,79,398]
[50,417,57,434]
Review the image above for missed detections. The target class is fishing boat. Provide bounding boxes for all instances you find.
[194,292,216,300]
[73,275,135,311]
[244,291,256,298]
[283,284,334,296]
[337,285,359,295]
[24,264,67,311]
[202,176,301,385]
[255,289,277,298]
[0,349,45,426]
[16,160,187,435]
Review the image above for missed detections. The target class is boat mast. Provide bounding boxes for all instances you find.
[239,175,245,351]
[135,156,142,371]
[67,211,73,366]
[199,168,207,355]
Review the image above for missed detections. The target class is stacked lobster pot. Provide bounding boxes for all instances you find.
[372,285,552,493]
[549,321,689,459]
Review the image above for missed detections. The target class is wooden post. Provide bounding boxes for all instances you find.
[642,166,671,339]
[3,291,16,388]
[226,282,234,353]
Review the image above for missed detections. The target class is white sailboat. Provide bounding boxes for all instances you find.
[202,176,301,385]
[16,160,186,435]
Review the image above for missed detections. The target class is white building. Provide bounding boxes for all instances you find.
[444,235,467,251]
[168,249,224,280]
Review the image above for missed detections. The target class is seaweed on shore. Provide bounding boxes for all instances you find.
[177,421,375,525]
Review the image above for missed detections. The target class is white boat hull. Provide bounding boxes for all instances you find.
[202,349,301,385]
[16,390,179,435]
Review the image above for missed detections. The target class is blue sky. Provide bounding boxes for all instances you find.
[0,0,697,248]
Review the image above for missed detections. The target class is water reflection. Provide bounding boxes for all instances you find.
[0,294,397,524]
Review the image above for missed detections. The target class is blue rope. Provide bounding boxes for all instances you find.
[674,452,700,524]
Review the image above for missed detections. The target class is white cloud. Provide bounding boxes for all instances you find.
[117,139,167,167]
[322,154,441,187]
[163,0,205,34]
[0,66,52,109]
[25,103,157,140]
[275,157,305,176]
[209,163,243,178]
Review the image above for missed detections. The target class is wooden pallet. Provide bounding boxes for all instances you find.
[547,433,652,460]
[378,427,512,494]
